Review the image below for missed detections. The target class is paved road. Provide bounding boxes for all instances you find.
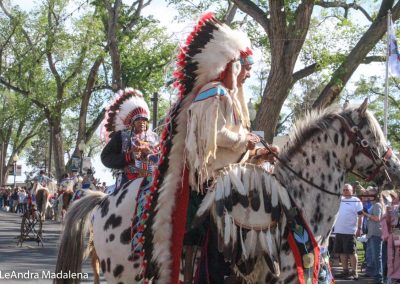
[0,210,105,283]
[331,263,377,284]
[0,209,381,284]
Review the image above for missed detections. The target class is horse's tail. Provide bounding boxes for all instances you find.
[54,191,107,284]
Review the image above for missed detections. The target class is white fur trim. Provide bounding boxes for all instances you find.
[192,24,251,92]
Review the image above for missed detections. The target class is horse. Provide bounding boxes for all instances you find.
[55,101,400,283]
[59,190,74,222]
[56,178,76,222]
[34,186,49,221]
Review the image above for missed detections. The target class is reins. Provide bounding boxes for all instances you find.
[256,112,392,198]
[258,138,342,197]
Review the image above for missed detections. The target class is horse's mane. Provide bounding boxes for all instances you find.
[281,104,385,160]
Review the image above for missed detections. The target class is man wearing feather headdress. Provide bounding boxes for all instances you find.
[101,88,159,192]
[134,12,279,284]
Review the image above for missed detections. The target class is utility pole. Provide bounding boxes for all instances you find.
[151,92,159,130]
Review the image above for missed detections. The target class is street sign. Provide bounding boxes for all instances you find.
[71,156,80,172]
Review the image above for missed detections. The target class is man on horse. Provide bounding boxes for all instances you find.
[33,170,52,190]
[101,88,159,193]
[138,13,276,284]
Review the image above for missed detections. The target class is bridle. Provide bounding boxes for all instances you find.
[258,111,392,197]
[335,113,392,183]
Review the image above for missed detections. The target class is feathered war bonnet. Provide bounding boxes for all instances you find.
[173,12,254,97]
[139,13,254,284]
[103,88,150,139]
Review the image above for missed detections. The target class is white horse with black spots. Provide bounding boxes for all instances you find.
[55,101,400,284]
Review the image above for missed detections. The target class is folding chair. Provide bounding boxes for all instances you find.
[17,207,44,247]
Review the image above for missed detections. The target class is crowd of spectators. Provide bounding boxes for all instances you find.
[332,182,400,284]
[0,186,29,213]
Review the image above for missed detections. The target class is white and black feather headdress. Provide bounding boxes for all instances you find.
[139,13,254,284]
[103,88,150,138]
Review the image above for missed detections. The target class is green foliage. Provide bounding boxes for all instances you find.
[353,75,400,150]
[24,130,50,171]
[120,17,176,94]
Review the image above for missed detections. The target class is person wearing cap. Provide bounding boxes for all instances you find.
[101,88,159,192]
[363,187,385,284]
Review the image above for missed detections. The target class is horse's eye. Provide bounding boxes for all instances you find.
[361,139,369,147]
[351,126,359,132]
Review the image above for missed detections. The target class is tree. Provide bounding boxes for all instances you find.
[0,0,176,180]
[353,75,400,149]
[70,1,176,166]
[167,0,399,142]
[0,89,45,185]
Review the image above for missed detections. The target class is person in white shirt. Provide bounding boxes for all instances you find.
[333,183,363,280]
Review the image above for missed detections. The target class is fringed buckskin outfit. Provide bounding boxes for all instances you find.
[135,13,258,284]
[186,80,251,191]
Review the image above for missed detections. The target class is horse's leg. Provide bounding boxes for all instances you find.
[61,209,65,223]
[90,246,101,284]
[41,199,46,222]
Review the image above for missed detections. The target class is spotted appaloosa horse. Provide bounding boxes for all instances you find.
[55,101,400,284]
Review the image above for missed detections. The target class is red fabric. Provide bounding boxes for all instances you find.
[311,235,320,284]
[287,232,305,284]
[170,167,190,284]
[287,228,320,284]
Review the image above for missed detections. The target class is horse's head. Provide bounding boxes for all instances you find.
[340,99,400,187]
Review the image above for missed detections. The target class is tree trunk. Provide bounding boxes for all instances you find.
[106,0,123,91]
[0,126,11,186]
[1,143,7,186]
[234,0,400,143]
[255,72,293,143]
[51,121,65,180]
[250,0,314,142]
[74,56,104,158]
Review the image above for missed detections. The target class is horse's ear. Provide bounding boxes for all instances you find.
[358,98,368,117]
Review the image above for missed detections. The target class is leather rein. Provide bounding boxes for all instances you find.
[258,113,392,197]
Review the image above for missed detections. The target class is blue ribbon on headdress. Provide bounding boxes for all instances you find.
[240,55,254,65]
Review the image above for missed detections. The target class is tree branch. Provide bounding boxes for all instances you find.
[0,0,34,47]
[85,108,106,141]
[62,43,88,88]
[292,56,385,83]
[46,4,62,88]
[315,0,373,22]
[231,0,269,31]
[0,76,51,117]
[224,2,238,25]
[312,1,400,109]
